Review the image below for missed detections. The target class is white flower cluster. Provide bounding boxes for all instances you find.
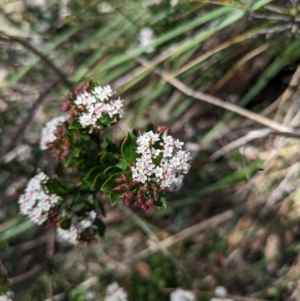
[56,210,97,245]
[210,299,234,301]
[18,173,60,225]
[74,85,124,129]
[0,295,13,301]
[170,288,195,301]
[138,27,155,53]
[131,131,191,189]
[104,283,127,301]
[40,116,66,150]
[142,0,161,7]
[210,286,234,301]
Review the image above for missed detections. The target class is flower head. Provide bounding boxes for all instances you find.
[63,83,124,131]
[138,27,155,53]
[0,295,13,301]
[56,210,97,245]
[170,288,195,301]
[40,116,66,150]
[131,131,191,190]
[56,225,79,245]
[18,172,60,225]
[104,282,127,301]
[210,286,234,301]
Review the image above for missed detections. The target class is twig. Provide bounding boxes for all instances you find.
[124,206,245,263]
[8,265,43,284]
[120,206,194,284]
[163,288,271,301]
[274,64,300,123]
[136,57,300,136]
[43,276,98,301]
[45,229,55,300]
[0,33,73,89]
[0,80,60,164]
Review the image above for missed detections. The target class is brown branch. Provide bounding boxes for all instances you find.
[0,33,73,89]
[0,80,60,164]
[124,206,246,263]
[8,265,43,284]
[136,57,300,137]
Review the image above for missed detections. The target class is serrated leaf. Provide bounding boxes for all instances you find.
[121,132,138,166]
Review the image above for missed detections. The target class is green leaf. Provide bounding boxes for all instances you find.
[99,114,111,126]
[46,178,73,195]
[101,171,131,193]
[74,203,89,216]
[84,166,105,182]
[64,147,82,166]
[69,128,77,144]
[72,192,81,203]
[121,132,138,166]
[60,217,71,230]
[110,192,122,205]
[100,152,117,167]
[100,137,110,149]
[79,181,93,193]
[68,119,82,130]
[103,166,122,175]
[155,195,167,208]
[115,160,128,171]
[91,173,107,190]
[95,218,105,237]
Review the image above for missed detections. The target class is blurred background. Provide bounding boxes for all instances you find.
[1,0,300,300]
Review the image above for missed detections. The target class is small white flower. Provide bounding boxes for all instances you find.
[138,27,155,53]
[142,0,161,7]
[18,173,60,225]
[73,84,124,130]
[104,282,127,301]
[40,116,66,150]
[89,210,97,220]
[170,0,179,6]
[80,219,92,229]
[131,131,191,190]
[0,294,13,301]
[210,286,234,301]
[170,288,195,301]
[210,299,234,301]
[93,85,114,101]
[215,286,227,297]
[97,2,114,13]
[56,210,97,245]
[56,225,79,245]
